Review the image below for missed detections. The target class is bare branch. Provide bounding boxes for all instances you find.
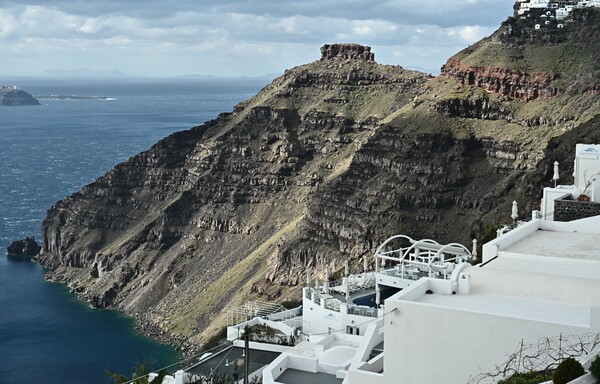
[469,332,600,384]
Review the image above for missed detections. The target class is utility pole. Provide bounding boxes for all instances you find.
[243,331,250,384]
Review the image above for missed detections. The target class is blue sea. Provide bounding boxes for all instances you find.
[0,77,267,384]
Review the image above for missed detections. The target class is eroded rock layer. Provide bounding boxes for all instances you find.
[442,8,600,100]
[441,59,560,101]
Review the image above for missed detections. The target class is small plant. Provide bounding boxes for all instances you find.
[589,354,600,378]
[552,357,585,384]
[475,222,499,264]
[106,362,167,384]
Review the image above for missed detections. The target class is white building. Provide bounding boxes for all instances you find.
[255,144,600,384]
[516,0,551,15]
[383,216,600,384]
[578,0,600,7]
[541,144,600,221]
[515,0,600,19]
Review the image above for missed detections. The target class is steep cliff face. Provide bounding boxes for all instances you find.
[441,59,560,101]
[39,46,433,348]
[442,8,600,102]
[38,14,600,351]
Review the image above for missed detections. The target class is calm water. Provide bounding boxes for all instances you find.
[0,77,266,383]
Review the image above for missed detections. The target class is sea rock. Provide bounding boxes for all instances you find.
[0,86,40,106]
[7,236,42,256]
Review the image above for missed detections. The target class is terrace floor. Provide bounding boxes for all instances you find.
[276,368,343,384]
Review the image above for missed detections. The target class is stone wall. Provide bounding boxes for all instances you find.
[554,197,600,221]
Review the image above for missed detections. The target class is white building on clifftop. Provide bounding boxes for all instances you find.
[515,0,600,20]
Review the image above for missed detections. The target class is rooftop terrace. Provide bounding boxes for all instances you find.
[186,346,280,377]
[276,368,343,384]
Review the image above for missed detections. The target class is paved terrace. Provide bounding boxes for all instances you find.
[186,346,280,377]
[276,368,343,384]
[415,289,591,327]
[490,229,600,280]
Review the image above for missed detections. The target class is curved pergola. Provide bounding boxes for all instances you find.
[373,235,472,280]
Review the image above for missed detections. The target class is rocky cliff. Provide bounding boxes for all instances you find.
[441,59,560,101]
[38,10,600,352]
[441,8,600,101]
[0,86,40,106]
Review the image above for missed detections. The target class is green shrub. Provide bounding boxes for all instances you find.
[552,357,585,384]
[498,370,549,384]
[474,222,499,264]
[280,298,302,309]
[202,327,228,351]
[589,354,600,378]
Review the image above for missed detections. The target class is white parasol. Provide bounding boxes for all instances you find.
[511,200,518,223]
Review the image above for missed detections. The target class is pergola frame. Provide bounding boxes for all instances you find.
[227,301,295,327]
[374,235,472,279]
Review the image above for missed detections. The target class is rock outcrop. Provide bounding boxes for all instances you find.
[0,86,40,106]
[7,236,42,256]
[441,59,560,101]
[320,44,375,62]
[435,96,510,120]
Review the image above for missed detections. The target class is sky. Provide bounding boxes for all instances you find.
[0,0,514,77]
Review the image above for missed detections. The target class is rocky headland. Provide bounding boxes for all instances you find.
[37,9,600,352]
[0,86,40,106]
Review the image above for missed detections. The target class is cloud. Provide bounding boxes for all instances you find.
[0,0,512,76]
[447,25,494,43]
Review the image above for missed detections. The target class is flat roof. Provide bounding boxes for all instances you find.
[500,229,600,262]
[393,258,600,326]
[491,230,600,280]
[414,291,591,327]
[276,368,343,384]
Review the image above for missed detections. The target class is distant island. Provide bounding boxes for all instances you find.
[36,95,115,101]
[0,85,40,106]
